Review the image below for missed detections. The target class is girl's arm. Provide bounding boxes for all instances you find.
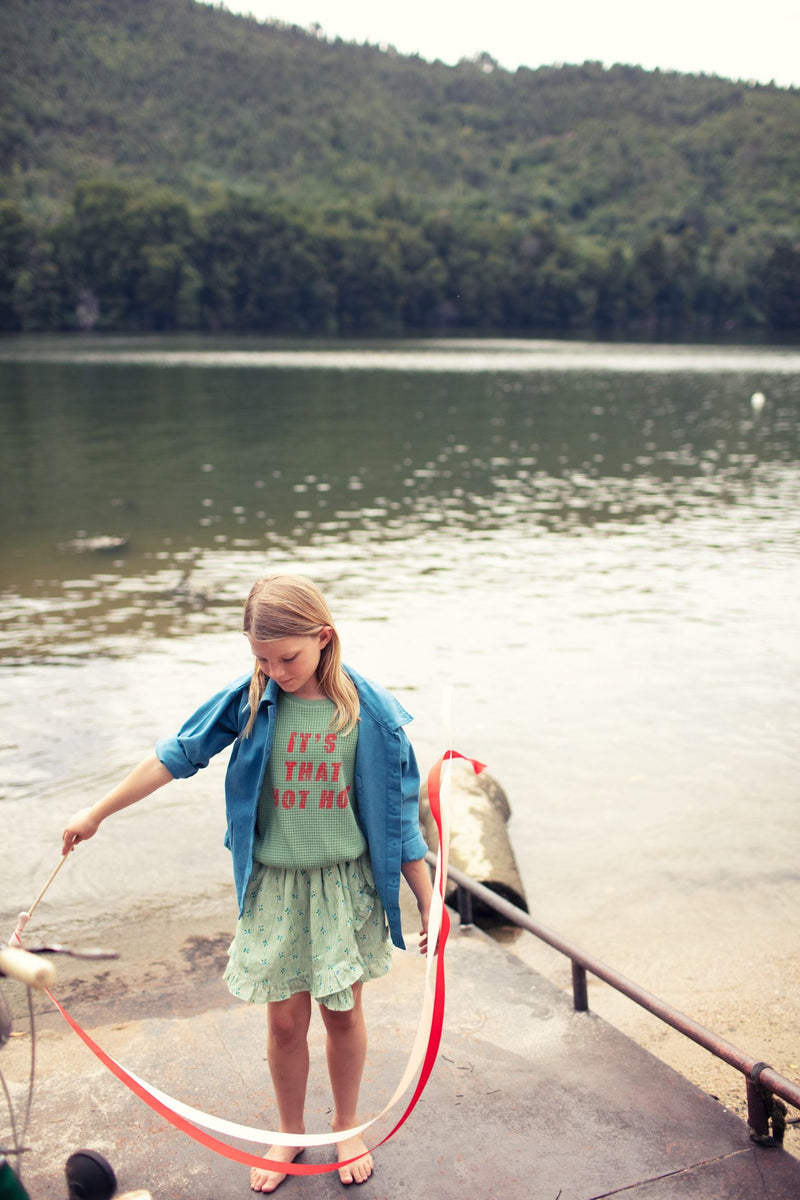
[62,753,174,854]
[401,857,434,955]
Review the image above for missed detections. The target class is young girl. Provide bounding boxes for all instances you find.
[62,574,433,1194]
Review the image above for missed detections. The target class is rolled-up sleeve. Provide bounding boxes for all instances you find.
[155,678,246,779]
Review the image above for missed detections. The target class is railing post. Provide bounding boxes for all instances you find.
[572,961,589,1012]
[747,1063,786,1145]
[456,885,473,927]
[747,1073,771,1140]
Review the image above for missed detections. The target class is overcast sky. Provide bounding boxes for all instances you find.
[219,0,799,88]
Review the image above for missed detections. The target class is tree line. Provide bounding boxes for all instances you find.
[2,0,798,337]
[1,181,798,335]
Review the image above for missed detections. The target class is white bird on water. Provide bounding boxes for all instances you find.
[750,391,766,413]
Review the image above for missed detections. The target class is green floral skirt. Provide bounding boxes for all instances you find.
[223,855,392,1012]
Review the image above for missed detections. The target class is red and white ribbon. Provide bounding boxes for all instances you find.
[44,750,485,1175]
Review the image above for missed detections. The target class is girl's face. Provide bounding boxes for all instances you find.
[246,629,332,700]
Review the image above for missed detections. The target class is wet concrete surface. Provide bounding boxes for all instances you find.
[3,909,800,1200]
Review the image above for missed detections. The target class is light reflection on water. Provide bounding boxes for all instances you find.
[1,342,798,658]
[0,341,798,1026]
[2,335,800,375]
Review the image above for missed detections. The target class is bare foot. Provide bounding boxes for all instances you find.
[335,1133,373,1186]
[250,1144,304,1193]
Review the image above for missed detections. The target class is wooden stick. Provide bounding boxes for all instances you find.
[7,854,70,945]
[27,853,69,919]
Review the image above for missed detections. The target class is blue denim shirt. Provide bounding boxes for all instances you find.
[155,665,428,949]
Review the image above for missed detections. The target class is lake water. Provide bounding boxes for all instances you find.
[1,334,799,1098]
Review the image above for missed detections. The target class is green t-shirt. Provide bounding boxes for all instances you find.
[253,692,366,869]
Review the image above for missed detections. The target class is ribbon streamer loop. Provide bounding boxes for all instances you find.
[40,751,484,1175]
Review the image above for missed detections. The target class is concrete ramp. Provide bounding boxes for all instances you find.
[3,920,800,1199]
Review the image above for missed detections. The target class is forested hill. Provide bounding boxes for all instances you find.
[3,0,798,235]
[1,0,799,335]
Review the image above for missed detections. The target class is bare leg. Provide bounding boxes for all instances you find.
[319,983,373,1185]
[251,992,312,1193]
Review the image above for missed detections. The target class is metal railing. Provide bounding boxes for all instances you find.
[429,853,800,1146]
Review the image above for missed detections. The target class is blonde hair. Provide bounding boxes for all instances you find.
[242,575,359,737]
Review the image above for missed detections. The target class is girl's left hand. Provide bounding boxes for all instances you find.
[418,908,438,955]
[401,858,436,954]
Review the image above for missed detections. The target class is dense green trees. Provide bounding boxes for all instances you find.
[764,242,800,328]
[2,182,797,334]
[1,0,798,334]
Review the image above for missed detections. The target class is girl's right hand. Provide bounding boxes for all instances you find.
[62,807,101,854]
